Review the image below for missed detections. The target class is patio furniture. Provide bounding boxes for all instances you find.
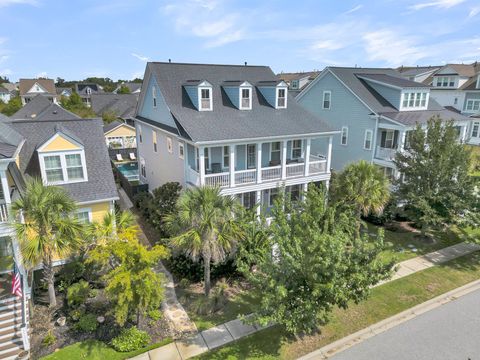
[116,153,123,162]
[129,152,136,160]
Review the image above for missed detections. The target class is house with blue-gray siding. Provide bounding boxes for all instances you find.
[134,62,338,214]
[297,67,472,178]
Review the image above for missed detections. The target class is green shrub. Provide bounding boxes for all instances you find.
[69,307,85,321]
[167,254,238,282]
[191,296,213,315]
[147,309,162,321]
[67,280,91,308]
[74,314,98,332]
[178,278,190,288]
[42,330,56,347]
[111,327,151,352]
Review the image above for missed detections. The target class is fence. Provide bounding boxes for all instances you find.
[108,147,137,162]
[112,161,148,200]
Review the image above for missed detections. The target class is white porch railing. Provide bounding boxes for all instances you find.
[205,172,230,187]
[0,203,8,223]
[309,160,327,174]
[186,167,200,186]
[261,166,282,181]
[235,169,256,185]
[286,163,305,178]
[375,146,396,161]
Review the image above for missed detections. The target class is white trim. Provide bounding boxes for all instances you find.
[198,86,213,111]
[37,132,83,153]
[239,86,252,110]
[364,129,373,150]
[39,150,88,185]
[179,142,185,159]
[76,207,92,223]
[222,145,229,169]
[246,143,256,169]
[76,197,119,206]
[269,141,281,162]
[341,126,348,146]
[322,90,331,109]
[471,121,480,139]
[276,87,287,109]
[152,130,157,152]
[104,123,135,136]
[166,136,173,154]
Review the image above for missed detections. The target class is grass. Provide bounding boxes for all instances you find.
[195,250,480,360]
[41,338,173,360]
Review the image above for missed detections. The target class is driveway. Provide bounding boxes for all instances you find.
[330,288,480,360]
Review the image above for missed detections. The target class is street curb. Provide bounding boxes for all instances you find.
[297,278,480,360]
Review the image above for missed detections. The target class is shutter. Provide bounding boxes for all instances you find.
[380,131,386,148]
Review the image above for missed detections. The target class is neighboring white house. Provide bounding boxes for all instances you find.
[18,78,58,106]
[297,67,472,179]
[135,62,337,214]
[0,86,11,103]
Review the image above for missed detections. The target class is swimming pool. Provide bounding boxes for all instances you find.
[116,162,139,181]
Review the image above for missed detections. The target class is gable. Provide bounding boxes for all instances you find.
[27,82,48,94]
[105,124,136,137]
[38,133,83,152]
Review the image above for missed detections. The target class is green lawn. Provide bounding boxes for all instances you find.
[41,338,172,360]
[196,250,480,360]
[177,284,261,331]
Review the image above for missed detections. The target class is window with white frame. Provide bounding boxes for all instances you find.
[364,130,373,150]
[291,140,302,159]
[200,88,212,110]
[76,208,92,223]
[166,136,173,154]
[291,80,299,89]
[341,126,348,145]
[41,151,87,184]
[270,142,281,163]
[322,91,331,109]
[247,144,256,169]
[223,146,229,168]
[472,121,480,138]
[402,92,428,109]
[434,76,456,87]
[152,86,157,107]
[268,188,279,207]
[179,143,185,159]
[240,88,251,109]
[381,130,396,149]
[152,130,157,152]
[465,99,480,112]
[277,88,286,108]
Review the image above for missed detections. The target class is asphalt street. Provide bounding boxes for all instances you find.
[330,288,480,360]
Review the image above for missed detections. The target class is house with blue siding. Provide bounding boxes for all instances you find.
[297,67,472,178]
[134,62,337,214]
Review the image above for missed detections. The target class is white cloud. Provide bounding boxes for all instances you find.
[409,0,465,11]
[131,53,149,62]
[36,71,47,78]
[344,4,363,14]
[0,0,37,7]
[0,68,12,76]
[468,6,480,18]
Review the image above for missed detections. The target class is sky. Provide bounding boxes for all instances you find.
[0,0,479,81]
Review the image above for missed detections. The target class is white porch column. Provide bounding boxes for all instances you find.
[229,145,235,187]
[398,130,406,152]
[199,146,206,186]
[256,142,262,184]
[326,136,333,173]
[302,183,308,200]
[304,138,311,176]
[281,140,287,180]
[256,190,262,216]
[0,171,11,204]
[461,125,468,143]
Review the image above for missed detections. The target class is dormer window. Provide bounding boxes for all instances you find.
[86,87,92,95]
[277,88,287,108]
[200,88,212,111]
[401,91,429,110]
[41,151,87,185]
[435,76,456,87]
[240,88,251,110]
[291,80,299,89]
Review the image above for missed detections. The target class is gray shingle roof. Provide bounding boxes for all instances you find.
[397,66,440,77]
[358,73,430,89]
[8,118,118,203]
[103,120,124,134]
[115,82,141,93]
[146,62,333,142]
[91,94,138,120]
[75,83,104,96]
[12,95,80,121]
[379,108,470,126]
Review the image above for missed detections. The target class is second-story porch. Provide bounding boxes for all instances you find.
[185,136,332,192]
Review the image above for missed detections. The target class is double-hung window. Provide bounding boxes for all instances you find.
[322,91,331,109]
[77,208,91,224]
[44,155,64,183]
[223,146,229,168]
[153,130,157,152]
[246,144,256,169]
[152,86,157,108]
[65,154,84,180]
[341,127,348,145]
[277,88,286,108]
[364,130,373,150]
[472,121,480,138]
[270,142,281,163]
[240,88,251,109]
[42,151,87,184]
[200,88,211,110]
[291,140,302,159]
[466,100,480,112]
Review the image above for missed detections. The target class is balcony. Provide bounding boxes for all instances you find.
[375,146,397,162]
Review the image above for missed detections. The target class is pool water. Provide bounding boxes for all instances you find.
[117,162,139,181]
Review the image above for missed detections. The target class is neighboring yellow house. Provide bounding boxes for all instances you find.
[104,120,136,149]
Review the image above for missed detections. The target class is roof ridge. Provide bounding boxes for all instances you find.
[149,61,269,68]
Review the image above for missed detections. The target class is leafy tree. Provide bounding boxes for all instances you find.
[101,110,118,123]
[164,186,243,296]
[117,85,131,94]
[244,186,393,334]
[60,93,96,118]
[55,77,65,86]
[331,160,390,235]
[87,231,168,326]
[0,76,9,84]
[0,96,22,116]
[12,179,84,307]
[88,210,137,247]
[394,117,476,236]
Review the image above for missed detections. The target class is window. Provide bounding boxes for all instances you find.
[465,99,480,112]
[223,146,229,168]
[435,76,456,88]
[454,97,458,105]
[364,130,373,150]
[140,157,146,177]
[322,91,331,109]
[402,92,428,109]
[86,87,92,95]
[291,140,302,159]
[268,188,279,207]
[277,88,286,108]
[247,144,256,169]
[204,147,210,170]
[382,167,395,180]
[152,130,157,152]
[200,88,211,110]
[286,185,300,202]
[152,86,157,107]
[270,142,281,163]
[179,143,185,159]
[138,125,142,143]
[291,80,299,89]
[42,151,87,184]
[240,192,256,209]
[240,88,251,109]
[76,209,91,224]
[167,136,173,154]
[341,126,348,145]
[44,155,64,183]
[472,121,480,138]
[381,130,396,149]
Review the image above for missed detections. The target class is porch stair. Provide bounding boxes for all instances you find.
[0,298,28,360]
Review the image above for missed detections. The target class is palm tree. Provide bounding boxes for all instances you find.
[164,187,243,296]
[12,179,84,307]
[89,210,137,246]
[331,160,390,235]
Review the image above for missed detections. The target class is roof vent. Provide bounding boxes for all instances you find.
[244,62,247,66]
[52,110,57,114]
[168,58,171,63]
[31,114,36,118]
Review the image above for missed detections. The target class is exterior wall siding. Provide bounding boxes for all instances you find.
[105,125,136,138]
[430,89,465,111]
[364,81,401,109]
[257,87,276,107]
[184,86,199,110]
[42,135,81,152]
[138,77,177,128]
[298,71,376,170]
[224,87,239,108]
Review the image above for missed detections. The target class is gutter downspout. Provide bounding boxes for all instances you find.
[371,114,380,163]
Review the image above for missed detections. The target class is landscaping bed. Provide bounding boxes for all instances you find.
[195,250,480,360]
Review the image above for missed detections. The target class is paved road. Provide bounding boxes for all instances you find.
[330,288,480,360]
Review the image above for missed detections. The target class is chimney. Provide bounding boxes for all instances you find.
[168,59,171,63]
[244,62,247,66]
